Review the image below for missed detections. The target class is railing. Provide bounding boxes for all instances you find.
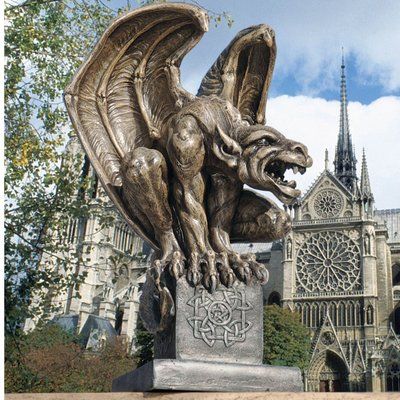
[293,216,361,226]
[293,290,364,299]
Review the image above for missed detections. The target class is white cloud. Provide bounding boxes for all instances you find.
[181,0,400,97]
[265,95,400,209]
[256,0,400,94]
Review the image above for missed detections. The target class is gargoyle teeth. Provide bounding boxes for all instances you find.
[264,159,306,188]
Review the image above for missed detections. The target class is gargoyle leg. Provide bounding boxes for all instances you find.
[207,173,246,285]
[208,173,242,253]
[227,190,291,284]
[120,147,184,279]
[231,190,292,243]
[167,115,218,291]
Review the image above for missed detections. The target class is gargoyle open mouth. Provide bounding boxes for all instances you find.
[264,160,307,190]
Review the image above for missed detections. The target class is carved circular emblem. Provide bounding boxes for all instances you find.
[207,301,232,326]
[187,287,253,347]
[321,332,335,345]
[296,231,361,293]
[314,189,343,218]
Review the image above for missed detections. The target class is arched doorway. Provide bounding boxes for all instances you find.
[267,291,281,306]
[308,350,349,392]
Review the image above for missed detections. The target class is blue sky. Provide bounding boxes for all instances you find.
[109,0,400,208]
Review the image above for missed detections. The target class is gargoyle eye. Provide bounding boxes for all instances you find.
[258,137,275,146]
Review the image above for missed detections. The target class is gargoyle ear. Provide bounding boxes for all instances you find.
[213,126,242,169]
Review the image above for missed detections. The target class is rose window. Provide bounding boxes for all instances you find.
[296,231,361,293]
[314,189,343,218]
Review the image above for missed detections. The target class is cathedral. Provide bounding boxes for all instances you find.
[263,57,400,392]
[23,136,152,351]
[25,57,400,392]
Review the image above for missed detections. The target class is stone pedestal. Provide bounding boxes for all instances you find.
[112,279,302,392]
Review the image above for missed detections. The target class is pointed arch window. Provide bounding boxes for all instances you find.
[393,264,400,286]
[329,303,337,326]
[366,305,374,325]
[355,303,361,326]
[338,302,346,327]
[387,363,400,392]
[295,302,302,316]
[311,303,319,328]
[304,303,310,327]
[347,302,355,326]
[319,302,327,326]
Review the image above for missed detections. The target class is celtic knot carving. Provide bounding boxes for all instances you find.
[314,189,343,218]
[187,286,253,347]
[296,231,361,293]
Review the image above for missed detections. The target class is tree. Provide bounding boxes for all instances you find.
[263,305,311,371]
[5,324,135,393]
[4,0,122,335]
[133,317,154,367]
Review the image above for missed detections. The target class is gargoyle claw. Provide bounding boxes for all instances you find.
[234,262,252,284]
[169,250,185,280]
[216,253,236,288]
[187,252,202,286]
[228,253,252,283]
[199,250,218,292]
[249,262,269,284]
[241,253,269,284]
[219,268,236,288]
[187,267,202,286]
[203,272,218,293]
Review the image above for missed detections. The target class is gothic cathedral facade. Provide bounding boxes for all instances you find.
[264,57,400,392]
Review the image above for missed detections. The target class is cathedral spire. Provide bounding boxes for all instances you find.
[360,148,373,199]
[334,49,357,193]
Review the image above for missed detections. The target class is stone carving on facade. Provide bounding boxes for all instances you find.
[64,3,312,334]
[187,286,253,347]
[286,238,293,259]
[295,231,312,249]
[364,233,371,255]
[321,331,335,346]
[296,231,361,293]
[346,229,360,241]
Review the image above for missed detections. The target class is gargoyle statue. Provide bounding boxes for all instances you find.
[65,3,312,332]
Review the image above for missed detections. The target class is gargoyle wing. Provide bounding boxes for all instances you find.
[65,4,208,249]
[198,24,276,125]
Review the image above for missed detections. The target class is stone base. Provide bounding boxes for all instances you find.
[111,359,303,392]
